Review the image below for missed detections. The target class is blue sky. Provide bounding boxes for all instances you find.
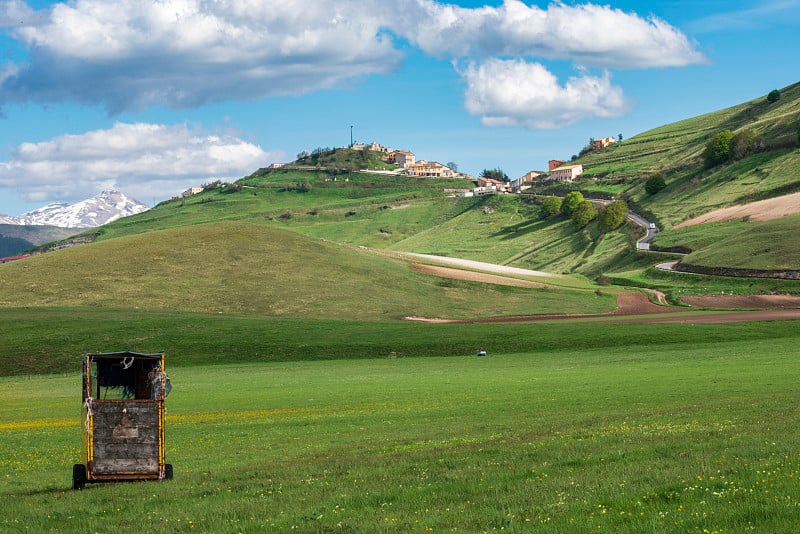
[0,0,798,215]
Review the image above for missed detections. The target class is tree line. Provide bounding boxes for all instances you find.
[540,192,628,232]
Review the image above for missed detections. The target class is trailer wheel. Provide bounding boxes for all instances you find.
[164,463,173,480]
[72,464,87,490]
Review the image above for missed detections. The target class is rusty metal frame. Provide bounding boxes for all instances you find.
[79,351,168,484]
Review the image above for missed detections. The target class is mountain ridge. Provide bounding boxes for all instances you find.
[0,190,149,228]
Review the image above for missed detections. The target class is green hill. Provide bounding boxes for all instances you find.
[294,146,397,170]
[0,220,613,320]
[576,83,799,225]
[526,81,800,276]
[673,213,800,273]
[567,82,800,213]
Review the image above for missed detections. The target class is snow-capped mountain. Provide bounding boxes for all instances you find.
[0,190,150,228]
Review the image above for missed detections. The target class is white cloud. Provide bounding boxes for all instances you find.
[0,0,38,27]
[460,59,630,129]
[0,122,280,204]
[0,0,705,127]
[1,0,400,113]
[396,0,706,68]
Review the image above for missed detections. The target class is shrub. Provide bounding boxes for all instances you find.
[571,200,597,228]
[644,173,666,195]
[703,130,733,168]
[767,89,781,103]
[703,128,761,168]
[560,191,584,217]
[540,196,562,218]
[598,200,628,232]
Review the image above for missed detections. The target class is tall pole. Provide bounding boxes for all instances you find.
[350,125,353,147]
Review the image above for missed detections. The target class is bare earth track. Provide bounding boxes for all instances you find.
[389,251,800,324]
[674,192,800,228]
[402,262,800,324]
[406,291,800,324]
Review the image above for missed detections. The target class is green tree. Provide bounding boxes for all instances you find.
[767,89,781,103]
[560,191,584,217]
[540,196,562,218]
[571,200,597,229]
[703,129,733,168]
[480,168,509,182]
[598,200,628,232]
[644,172,666,195]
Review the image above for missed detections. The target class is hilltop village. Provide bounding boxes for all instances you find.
[226,136,620,200]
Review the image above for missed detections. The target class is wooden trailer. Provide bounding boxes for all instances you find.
[73,351,172,489]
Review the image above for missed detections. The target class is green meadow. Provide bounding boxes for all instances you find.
[2,320,800,532]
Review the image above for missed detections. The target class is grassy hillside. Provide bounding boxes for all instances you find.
[676,213,800,271]
[95,180,650,280]
[527,81,800,274]
[387,194,650,278]
[0,220,614,320]
[536,82,800,229]
[294,146,397,170]
[573,81,799,193]
[90,169,475,243]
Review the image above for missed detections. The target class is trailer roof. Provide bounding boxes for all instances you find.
[85,351,165,360]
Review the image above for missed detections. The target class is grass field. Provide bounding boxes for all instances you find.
[2,319,800,532]
[10,305,782,377]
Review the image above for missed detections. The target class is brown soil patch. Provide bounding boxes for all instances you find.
[404,291,800,324]
[405,291,671,323]
[674,192,800,228]
[680,294,800,309]
[400,252,800,325]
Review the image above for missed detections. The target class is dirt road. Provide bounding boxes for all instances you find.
[392,252,800,325]
[405,291,800,324]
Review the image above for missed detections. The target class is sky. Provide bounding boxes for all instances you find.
[0,0,798,215]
